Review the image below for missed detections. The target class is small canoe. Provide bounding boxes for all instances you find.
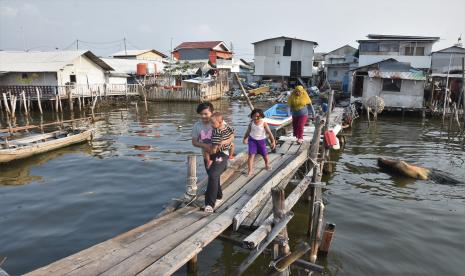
[263,103,292,128]
[0,129,93,163]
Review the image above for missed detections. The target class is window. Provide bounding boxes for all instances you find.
[382,78,402,92]
[283,40,292,56]
[379,42,399,53]
[21,73,28,79]
[415,47,425,56]
[404,46,415,56]
[274,46,281,54]
[360,42,379,53]
[69,75,77,83]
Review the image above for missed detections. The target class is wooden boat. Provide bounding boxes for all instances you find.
[0,129,93,163]
[263,103,292,128]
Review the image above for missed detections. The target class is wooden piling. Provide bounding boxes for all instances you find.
[271,242,310,275]
[318,223,336,256]
[68,88,74,113]
[2,93,11,115]
[21,91,29,116]
[9,94,17,118]
[271,187,290,276]
[35,88,43,115]
[185,155,197,200]
[186,254,197,273]
[58,96,63,113]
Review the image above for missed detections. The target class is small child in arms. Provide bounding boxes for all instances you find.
[210,112,235,166]
[243,109,276,176]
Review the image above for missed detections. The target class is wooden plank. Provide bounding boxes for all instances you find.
[29,153,261,275]
[276,141,292,154]
[136,155,291,276]
[241,193,271,227]
[232,148,308,231]
[89,155,286,276]
[285,142,302,155]
[235,213,294,275]
[243,171,313,249]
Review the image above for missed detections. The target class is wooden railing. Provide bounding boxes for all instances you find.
[0,84,140,99]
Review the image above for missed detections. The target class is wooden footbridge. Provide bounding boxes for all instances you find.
[25,102,345,276]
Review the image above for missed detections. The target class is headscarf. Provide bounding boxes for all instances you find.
[288,85,311,112]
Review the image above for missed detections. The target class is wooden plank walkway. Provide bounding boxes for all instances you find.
[26,107,344,276]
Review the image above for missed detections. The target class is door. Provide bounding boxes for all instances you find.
[290,61,301,77]
[352,75,364,97]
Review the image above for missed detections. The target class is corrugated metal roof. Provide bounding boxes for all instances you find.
[174,41,226,51]
[252,36,318,45]
[0,50,113,72]
[368,70,426,80]
[112,49,167,58]
[366,34,440,41]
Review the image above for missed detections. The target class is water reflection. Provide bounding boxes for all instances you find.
[0,143,91,186]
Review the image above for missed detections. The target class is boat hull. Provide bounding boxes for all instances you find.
[0,129,93,163]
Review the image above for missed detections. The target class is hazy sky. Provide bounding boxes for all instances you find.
[1,0,464,60]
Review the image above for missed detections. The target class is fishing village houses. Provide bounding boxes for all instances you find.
[0,50,124,100]
[350,34,443,114]
[323,45,358,94]
[252,36,318,88]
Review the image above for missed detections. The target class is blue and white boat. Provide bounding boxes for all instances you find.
[263,103,292,128]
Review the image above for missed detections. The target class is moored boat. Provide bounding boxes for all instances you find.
[0,129,93,163]
[263,103,292,128]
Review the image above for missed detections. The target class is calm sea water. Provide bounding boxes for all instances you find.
[0,101,464,275]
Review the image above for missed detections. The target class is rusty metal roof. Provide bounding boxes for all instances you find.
[368,70,426,80]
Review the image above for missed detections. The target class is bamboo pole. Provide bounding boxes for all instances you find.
[234,73,254,110]
[0,116,98,133]
[22,91,29,116]
[462,57,465,125]
[236,213,294,275]
[2,93,11,115]
[10,94,17,118]
[271,242,311,275]
[55,95,59,112]
[58,95,63,113]
[68,87,74,113]
[443,53,453,122]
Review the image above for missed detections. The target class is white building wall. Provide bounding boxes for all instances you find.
[0,72,58,86]
[359,55,432,69]
[57,55,106,85]
[362,77,424,108]
[254,38,314,77]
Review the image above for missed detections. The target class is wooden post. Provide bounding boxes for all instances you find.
[185,155,197,200]
[91,96,98,120]
[186,254,197,273]
[443,53,453,122]
[22,91,29,116]
[36,88,43,115]
[234,73,254,110]
[271,187,290,276]
[318,223,336,256]
[68,87,74,113]
[271,242,311,275]
[462,57,465,124]
[10,94,17,118]
[55,95,59,112]
[135,102,138,115]
[2,93,11,115]
[58,96,63,113]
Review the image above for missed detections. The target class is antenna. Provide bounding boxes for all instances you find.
[76,39,79,50]
[124,37,127,55]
